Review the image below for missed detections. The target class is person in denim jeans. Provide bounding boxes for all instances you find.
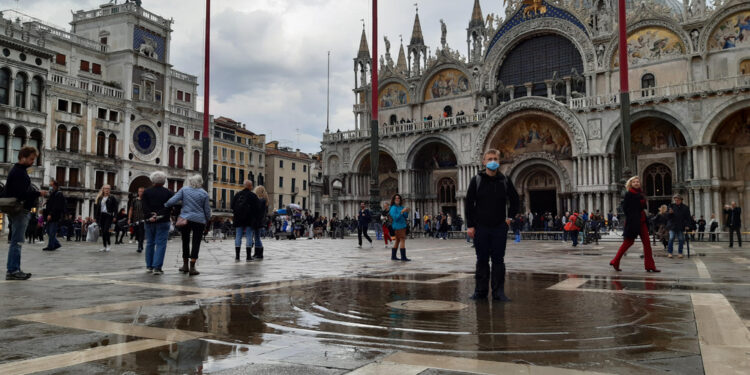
[232,181,260,261]
[142,171,174,274]
[667,194,691,259]
[4,147,47,280]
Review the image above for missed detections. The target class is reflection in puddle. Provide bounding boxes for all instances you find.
[91,273,699,373]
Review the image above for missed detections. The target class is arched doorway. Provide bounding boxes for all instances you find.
[643,163,673,214]
[711,107,750,227]
[129,176,152,193]
[409,140,458,217]
[357,151,397,201]
[515,166,560,218]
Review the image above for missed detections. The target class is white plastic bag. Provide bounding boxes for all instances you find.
[86,223,100,242]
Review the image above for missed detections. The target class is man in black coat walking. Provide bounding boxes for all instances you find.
[466,149,520,302]
[357,202,373,248]
[232,180,260,261]
[726,202,742,248]
[667,194,691,258]
[43,179,66,251]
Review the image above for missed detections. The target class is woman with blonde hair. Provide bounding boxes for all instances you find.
[94,185,118,252]
[252,185,269,259]
[609,176,660,272]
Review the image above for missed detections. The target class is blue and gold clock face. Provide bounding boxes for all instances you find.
[133,125,157,155]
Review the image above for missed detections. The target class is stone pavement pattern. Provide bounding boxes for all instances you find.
[0,234,748,374]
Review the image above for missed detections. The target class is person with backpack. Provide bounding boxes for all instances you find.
[609,176,660,272]
[232,180,259,261]
[2,146,47,280]
[43,179,66,251]
[565,211,584,247]
[465,149,520,302]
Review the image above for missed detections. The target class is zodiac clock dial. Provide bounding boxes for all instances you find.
[133,125,157,155]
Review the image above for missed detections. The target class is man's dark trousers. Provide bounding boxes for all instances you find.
[474,225,507,298]
[357,224,372,246]
[729,226,742,247]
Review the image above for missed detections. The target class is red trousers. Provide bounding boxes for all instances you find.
[612,220,656,270]
[382,224,392,245]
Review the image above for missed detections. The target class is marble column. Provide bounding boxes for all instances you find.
[588,156,593,186]
[604,192,611,215]
[692,147,699,180]
[711,146,719,180]
[712,188,721,226]
[604,155,610,186]
[703,189,712,222]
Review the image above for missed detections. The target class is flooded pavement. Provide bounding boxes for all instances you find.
[1,237,749,374]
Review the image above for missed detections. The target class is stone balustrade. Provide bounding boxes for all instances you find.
[323,112,487,143]
[50,74,124,99]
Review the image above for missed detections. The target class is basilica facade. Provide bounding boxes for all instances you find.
[321,0,750,230]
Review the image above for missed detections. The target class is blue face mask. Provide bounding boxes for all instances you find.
[486,161,500,171]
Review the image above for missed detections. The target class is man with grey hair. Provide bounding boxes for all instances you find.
[142,171,173,274]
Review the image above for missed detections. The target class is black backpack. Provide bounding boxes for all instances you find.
[233,191,250,219]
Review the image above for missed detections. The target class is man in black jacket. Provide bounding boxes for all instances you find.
[726,202,742,248]
[466,149,520,301]
[43,179,66,251]
[142,171,173,274]
[667,194,691,258]
[3,146,47,280]
[357,202,373,248]
[232,180,260,261]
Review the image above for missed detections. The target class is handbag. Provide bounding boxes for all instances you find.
[176,216,188,228]
[0,197,23,215]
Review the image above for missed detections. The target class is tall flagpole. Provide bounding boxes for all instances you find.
[201,0,211,189]
[369,0,381,218]
[326,51,330,133]
[617,0,632,179]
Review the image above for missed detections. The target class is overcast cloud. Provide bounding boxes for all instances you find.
[12,0,506,153]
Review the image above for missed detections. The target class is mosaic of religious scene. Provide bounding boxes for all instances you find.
[413,143,458,170]
[713,108,750,146]
[612,27,685,68]
[491,116,572,163]
[631,120,687,153]
[379,83,409,108]
[424,69,471,100]
[708,11,750,51]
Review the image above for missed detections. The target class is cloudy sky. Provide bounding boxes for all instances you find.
[12,0,507,153]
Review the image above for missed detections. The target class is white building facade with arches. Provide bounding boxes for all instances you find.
[321,0,750,230]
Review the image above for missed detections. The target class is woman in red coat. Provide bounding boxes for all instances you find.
[610,176,661,272]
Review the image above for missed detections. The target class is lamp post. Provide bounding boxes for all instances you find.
[368,0,382,220]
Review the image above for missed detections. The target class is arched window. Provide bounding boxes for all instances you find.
[56,125,67,151]
[249,171,255,185]
[12,127,26,160]
[389,114,397,125]
[438,178,457,204]
[96,132,106,156]
[0,124,9,163]
[29,130,42,166]
[258,173,264,186]
[14,73,27,108]
[443,106,453,117]
[740,59,750,75]
[193,150,200,171]
[30,77,42,111]
[108,134,117,157]
[497,34,585,99]
[0,69,10,105]
[644,163,672,198]
[69,127,80,153]
[641,73,656,97]
[177,147,184,169]
[168,146,176,167]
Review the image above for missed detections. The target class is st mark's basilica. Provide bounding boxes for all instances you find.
[321,0,750,230]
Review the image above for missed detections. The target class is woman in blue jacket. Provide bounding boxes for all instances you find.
[388,193,411,261]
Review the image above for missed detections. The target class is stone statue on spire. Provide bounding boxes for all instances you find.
[440,19,447,49]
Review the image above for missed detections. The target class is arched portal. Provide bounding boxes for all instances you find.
[643,163,673,214]
[128,175,152,193]
[710,107,750,228]
[357,151,397,201]
[484,111,573,164]
[408,140,459,219]
[515,165,561,219]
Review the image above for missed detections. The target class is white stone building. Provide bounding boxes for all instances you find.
[321,0,750,230]
[0,2,209,224]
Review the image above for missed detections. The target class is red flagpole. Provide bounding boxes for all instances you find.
[201,0,211,189]
[617,0,633,177]
[617,0,628,93]
[371,0,378,119]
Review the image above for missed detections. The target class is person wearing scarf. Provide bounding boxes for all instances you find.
[610,176,661,272]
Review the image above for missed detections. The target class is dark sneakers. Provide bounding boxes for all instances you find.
[6,271,32,280]
[470,293,488,300]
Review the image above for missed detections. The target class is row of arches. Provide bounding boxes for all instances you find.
[168,145,201,171]
[0,68,44,112]
[0,124,43,165]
